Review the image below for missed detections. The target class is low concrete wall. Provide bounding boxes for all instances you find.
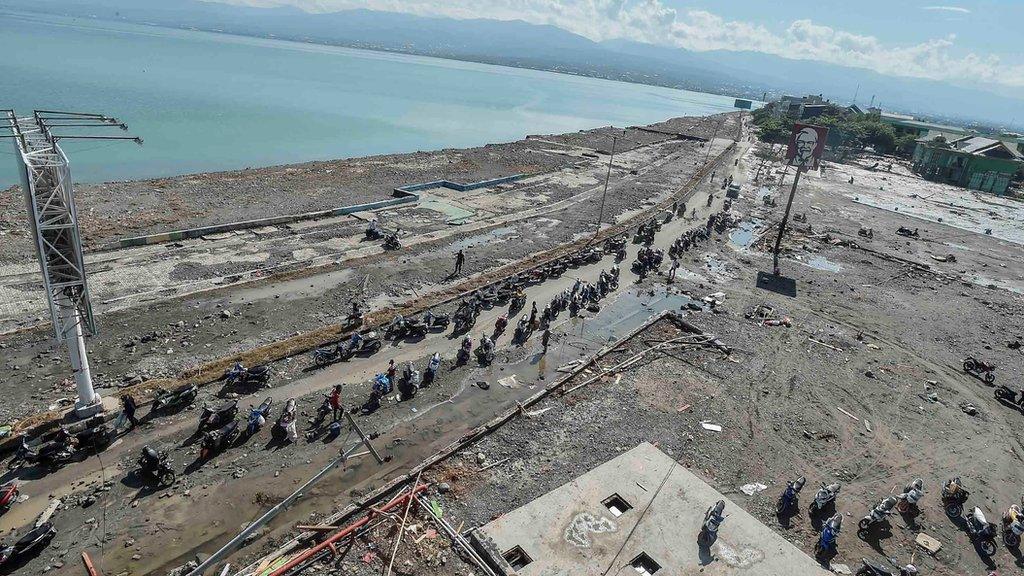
[394,174,525,195]
[101,174,527,251]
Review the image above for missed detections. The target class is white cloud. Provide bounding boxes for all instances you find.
[212,0,1023,88]
[922,6,971,13]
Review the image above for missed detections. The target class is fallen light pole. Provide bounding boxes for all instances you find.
[3,110,141,417]
[187,413,386,576]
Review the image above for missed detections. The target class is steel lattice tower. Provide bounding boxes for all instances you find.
[3,110,141,417]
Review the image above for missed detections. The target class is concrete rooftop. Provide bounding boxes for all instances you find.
[478,442,831,575]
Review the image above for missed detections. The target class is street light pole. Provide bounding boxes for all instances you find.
[772,162,803,275]
[595,136,617,238]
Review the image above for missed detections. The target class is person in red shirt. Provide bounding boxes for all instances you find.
[329,385,342,421]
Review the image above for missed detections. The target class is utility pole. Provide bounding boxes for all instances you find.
[595,136,617,238]
[3,110,141,417]
[704,118,723,164]
[772,162,802,276]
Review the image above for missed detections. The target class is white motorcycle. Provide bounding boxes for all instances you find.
[810,482,841,515]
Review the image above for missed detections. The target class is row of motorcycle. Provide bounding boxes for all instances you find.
[773,474,1023,571]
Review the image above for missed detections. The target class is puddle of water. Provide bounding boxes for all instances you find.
[795,254,842,272]
[729,220,760,249]
[418,197,476,224]
[231,268,355,302]
[567,289,698,346]
[450,226,517,251]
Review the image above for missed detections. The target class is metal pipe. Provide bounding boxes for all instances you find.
[267,483,429,576]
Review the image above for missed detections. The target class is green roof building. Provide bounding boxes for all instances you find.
[912,134,1024,195]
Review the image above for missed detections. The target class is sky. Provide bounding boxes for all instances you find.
[211,0,1024,91]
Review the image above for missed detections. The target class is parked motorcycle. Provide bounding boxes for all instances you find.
[383,233,401,250]
[896,478,924,514]
[152,384,199,413]
[856,559,918,576]
[312,343,345,367]
[423,353,441,386]
[1002,504,1024,549]
[964,506,998,556]
[777,476,806,514]
[815,513,843,556]
[246,398,273,436]
[58,418,114,455]
[198,399,238,432]
[513,316,530,343]
[494,314,508,337]
[138,446,175,487]
[457,337,472,364]
[509,294,527,315]
[941,476,969,517]
[398,363,421,400]
[453,311,476,334]
[199,419,240,460]
[224,363,271,387]
[698,500,726,547]
[994,384,1024,408]
[7,436,75,472]
[963,356,996,384]
[859,496,898,533]
[0,522,56,567]
[809,482,840,515]
[475,336,495,365]
[423,312,450,331]
[339,331,383,360]
[272,398,298,443]
[0,482,19,514]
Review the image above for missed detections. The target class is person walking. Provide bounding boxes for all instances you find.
[122,394,140,430]
[542,328,551,353]
[454,249,465,275]
[669,258,679,284]
[329,385,343,422]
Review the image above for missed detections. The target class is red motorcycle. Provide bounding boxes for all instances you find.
[0,482,18,514]
[964,357,996,385]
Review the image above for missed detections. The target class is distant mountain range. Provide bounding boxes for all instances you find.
[4,0,1021,129]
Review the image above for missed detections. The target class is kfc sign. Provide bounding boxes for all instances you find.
[786,124,829,170]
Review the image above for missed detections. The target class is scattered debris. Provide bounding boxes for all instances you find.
[916,532,942,554]
[836,407,859,421]
[739,483,768,496]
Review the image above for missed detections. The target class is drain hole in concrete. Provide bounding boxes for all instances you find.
[630,552,660,575]
[503,546,532,569]
[602,493,632,517]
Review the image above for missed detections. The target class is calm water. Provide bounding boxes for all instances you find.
[1,11,740,186]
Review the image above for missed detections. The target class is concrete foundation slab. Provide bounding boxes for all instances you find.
[478,442,830,575]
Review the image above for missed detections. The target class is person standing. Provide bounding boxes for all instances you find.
[542,328,551,353]
[386,359,397,386]
[122,394,140,430]
[669,258,679,284]
[454,249,465,275]
[329,385,342,422]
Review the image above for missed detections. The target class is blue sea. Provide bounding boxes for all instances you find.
[1,11,741,185]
